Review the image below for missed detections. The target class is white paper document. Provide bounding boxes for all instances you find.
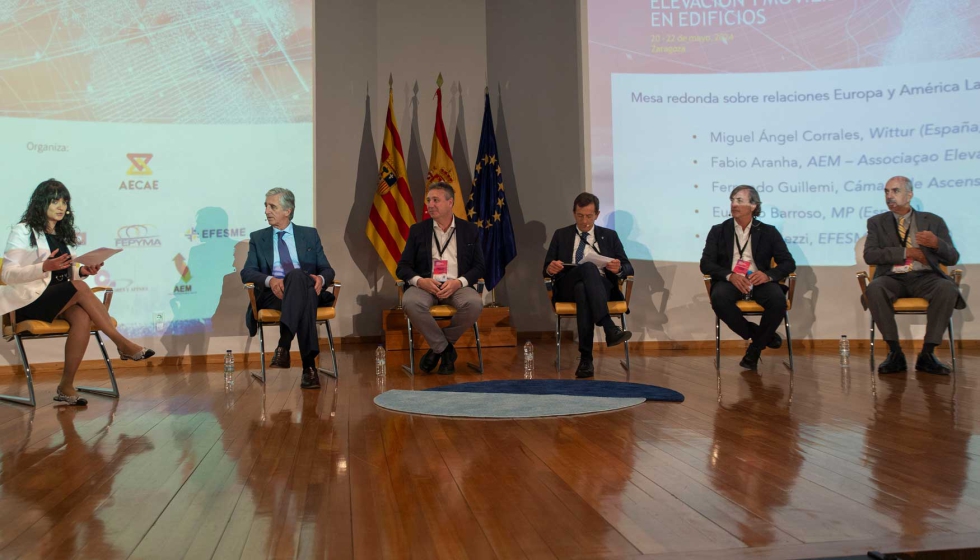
[74,247,122,266]
[580,253,613,268]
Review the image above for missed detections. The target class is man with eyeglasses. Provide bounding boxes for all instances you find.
[864,175,963,375]
[700,185,795,370]
[543,192,633,378]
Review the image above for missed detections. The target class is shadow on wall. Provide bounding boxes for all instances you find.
[162,207,238,363]
[405,81,428,214]
[449,81,473,195]
[604,210,670,340]
[210,239,249,337]
[790,265,819,341]
[344,89,400,337]
[488,89,554,331]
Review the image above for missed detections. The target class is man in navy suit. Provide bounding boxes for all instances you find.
[397,182,485,374]
[241,188,335,389]
[700,185,795,370]
[543,193,633,378]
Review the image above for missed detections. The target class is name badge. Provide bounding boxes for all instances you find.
[433,259,448,282]
[732,259,751,275]
[892,258,913,274]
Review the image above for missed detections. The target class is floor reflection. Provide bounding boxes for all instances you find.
[864,374,972,548]
[0,402,152,557]
[709,371,803,546]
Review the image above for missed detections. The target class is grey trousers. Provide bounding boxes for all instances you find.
[403,286,483,353]
[866,271,960,345]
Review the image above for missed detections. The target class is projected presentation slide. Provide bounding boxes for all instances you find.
[0,1,313,337]
[588,1,980,265]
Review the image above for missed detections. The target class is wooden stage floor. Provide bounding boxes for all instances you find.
[0,345,978,559]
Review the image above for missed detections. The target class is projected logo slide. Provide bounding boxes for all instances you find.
[589,1,980,266]
[0,1,313,337]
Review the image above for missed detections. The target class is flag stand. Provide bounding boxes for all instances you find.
[485,289,501,308]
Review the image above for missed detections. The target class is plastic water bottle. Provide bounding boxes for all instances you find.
[224,350,234,388]
[523,341,534,379]
[743,271,754,300]
[839,335,850,367]
[375,345,386,378]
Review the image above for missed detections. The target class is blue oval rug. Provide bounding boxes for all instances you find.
[373,380,683,419]
[374,391,644,418]
[426,379,685,402]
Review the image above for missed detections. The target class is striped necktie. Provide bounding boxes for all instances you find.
[575,232,588,264]
[897,216,912,248]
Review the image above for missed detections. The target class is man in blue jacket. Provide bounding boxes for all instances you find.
[242,188,335,389]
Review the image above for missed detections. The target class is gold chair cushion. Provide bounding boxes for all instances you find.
[893,298,930,312]
[4,317,117,337]
[554,301,628,316]
[734,299,792,313]
[429,305,457,318]
[256,307,336,323]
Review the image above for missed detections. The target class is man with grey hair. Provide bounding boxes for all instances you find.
[397,182,485,374]
[864,175,964,375]
[700,185,796,370]
[241,187,335,389]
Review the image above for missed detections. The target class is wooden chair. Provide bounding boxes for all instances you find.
[244,282,341,383]
[857,264,962,370]
[703,261,796,370]
[1,261,120,407]
[395,280,484,377]
[543,274,634,374]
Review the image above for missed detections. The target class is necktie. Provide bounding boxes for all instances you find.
[277,231,296,274]
[897,216,911,248]
[575,231,589,264]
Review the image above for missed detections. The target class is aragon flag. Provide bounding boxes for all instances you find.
[465,92,516,291]
[423,74,467,220]
[366,84,417,278]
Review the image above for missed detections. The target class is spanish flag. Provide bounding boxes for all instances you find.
[423,76,467,220]
[367,86,417,278]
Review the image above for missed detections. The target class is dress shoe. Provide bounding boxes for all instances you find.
[739,345,762,370]
[300,366,321,389]
[419,349,440,373]
[605,327,632,347]
[575,359,595,378]
[437,344,457,375]
[766,332,783,350]
[877,350,907,374]
[915,352,951,375]
[270,346,291,368]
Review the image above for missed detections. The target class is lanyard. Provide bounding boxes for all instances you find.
[893,211,913,247]
[433,227,456,258]
[734,227,750,258]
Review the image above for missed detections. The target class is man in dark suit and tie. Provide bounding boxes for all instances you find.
[864,175,964,375]
[700,185,795,370]
[543,193,633,378]
[241,187,335,389]
[397,182,485,374]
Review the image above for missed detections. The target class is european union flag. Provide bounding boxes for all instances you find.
[465,92,516,292]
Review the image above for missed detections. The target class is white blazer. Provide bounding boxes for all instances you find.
[0,223,80,316]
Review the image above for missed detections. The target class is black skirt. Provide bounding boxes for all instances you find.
[15,281,77,323]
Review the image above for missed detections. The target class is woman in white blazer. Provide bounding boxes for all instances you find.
[1,179,155,405]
